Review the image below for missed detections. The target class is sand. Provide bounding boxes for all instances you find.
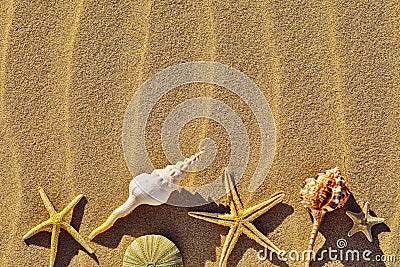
[1,1,399,266]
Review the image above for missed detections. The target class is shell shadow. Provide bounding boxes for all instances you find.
[90,189,221,266]
[24,197,98,267]
[311,194,390,267]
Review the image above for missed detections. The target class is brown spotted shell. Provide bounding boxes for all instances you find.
[300,167,350,212]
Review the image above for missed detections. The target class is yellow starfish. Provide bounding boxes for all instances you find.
[346,202,385,242]
[188,169,284,267]
[23,186,93,267]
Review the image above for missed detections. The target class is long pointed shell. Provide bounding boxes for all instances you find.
[300,167,350,267]
[88,152,202,240]
[123,235,183,267]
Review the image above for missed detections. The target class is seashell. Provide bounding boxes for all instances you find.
[123,235,183,267]
[300,167,350,267]
[88,152,202,240]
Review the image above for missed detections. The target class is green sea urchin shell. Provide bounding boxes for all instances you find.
[123,235,183,267]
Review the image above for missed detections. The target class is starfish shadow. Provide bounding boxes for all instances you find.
[228,203,293,267]
[24,197,98,267]
[180,200,232,266]
[312,194,390,267]
[25,231,51,248]
[90,189,220,266]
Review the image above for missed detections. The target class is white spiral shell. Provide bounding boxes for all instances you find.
[133,151,202,204]
[88,152,202,240]
[123,235,183,267]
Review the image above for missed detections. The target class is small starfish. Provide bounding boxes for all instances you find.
[23,186,93,267]
[188,169,284,267]
[346,202,385,242]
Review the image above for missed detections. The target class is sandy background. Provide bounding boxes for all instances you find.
[1,0,399,266]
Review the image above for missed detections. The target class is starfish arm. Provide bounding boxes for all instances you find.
[348,224,373,242]
[347,219,374,242]
[243,192,284,222]
[23,219,53,240]
[345,211,361,225]
[60,221,93,254]
[242,222,281,254]
[219,224,242,267]
[365,227,374,242]
[188,212,235,227]
[38,187,56,216]
[49,225,60,267]
[224,169,244,217]
[363,227,373,242]
[366,216,385,225]
[362,202,371,214]
[347,224,364,237]
[60,194,84,217]
[347,223,375,242]
[365,221,383,242]
[345,210,359,219]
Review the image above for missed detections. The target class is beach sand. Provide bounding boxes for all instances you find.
[1,1,399,266]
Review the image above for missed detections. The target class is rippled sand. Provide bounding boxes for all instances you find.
[1,1,399,266]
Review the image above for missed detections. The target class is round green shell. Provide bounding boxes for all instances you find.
[123,235,183,267]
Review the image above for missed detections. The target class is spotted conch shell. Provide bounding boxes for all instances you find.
[300,167,350,267]
[88,152,202,240]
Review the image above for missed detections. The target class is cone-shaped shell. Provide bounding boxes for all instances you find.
[123,235,183,267]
